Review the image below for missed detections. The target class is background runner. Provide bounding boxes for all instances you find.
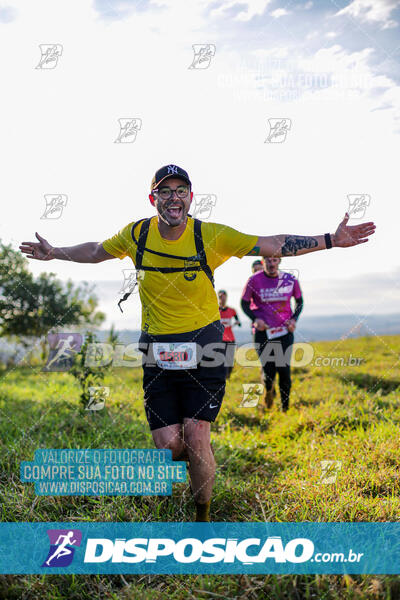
[218,289,241,380]
[241,257,303,411]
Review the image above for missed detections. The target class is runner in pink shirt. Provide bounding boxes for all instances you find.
[241,257,303,411]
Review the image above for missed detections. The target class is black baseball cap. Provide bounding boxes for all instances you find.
[150,164,191,192]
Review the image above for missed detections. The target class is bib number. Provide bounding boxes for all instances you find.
[221,317,232,327]
[153,342,197,370]
[266,326,288,340]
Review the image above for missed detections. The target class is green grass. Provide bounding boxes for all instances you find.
[1,335,400,598]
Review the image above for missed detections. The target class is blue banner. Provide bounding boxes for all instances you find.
[0,522,399,574]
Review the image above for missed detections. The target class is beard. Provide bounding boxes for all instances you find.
[158,201,187,226]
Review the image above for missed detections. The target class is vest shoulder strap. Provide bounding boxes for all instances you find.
[193,218,214,287]
[131,217,214,286]
[134,217,151,269]
[119,216,214,313]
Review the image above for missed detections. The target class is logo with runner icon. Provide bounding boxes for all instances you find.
[85,386,109,411]
[192,194,217,220]
[240,383,264,407]
[319,460,342,484]
[347,194,370,219]
[40,194,68,220]
[120,269,144,295]
[264,118,291,143]
[43,333,83,372]
[42,529,82,567]
[35,44,63,69]
[114,118,142,143]
[280,269,299,281]
[188,44,216,70]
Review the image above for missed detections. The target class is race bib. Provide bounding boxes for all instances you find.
[153,342,197,370]
[221,317,232,327]
[266,326,288,340]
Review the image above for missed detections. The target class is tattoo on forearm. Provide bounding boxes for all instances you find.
[248,245,260,256]
[281,236,318,256]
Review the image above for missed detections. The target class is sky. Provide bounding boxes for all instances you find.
[1,0,399,330]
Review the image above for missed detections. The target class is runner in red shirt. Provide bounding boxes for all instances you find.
[251,260,263,274]
[218,290,241,379]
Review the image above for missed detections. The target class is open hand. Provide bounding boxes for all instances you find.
[334,213,376,248]
[19,233,54,261]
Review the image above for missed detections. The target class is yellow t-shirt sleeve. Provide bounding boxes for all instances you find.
[102,222,134,260]
[213,223,258,262]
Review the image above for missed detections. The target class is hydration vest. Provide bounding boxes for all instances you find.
[118,215,215,312]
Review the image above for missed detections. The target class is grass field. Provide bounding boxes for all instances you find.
[1,335,400,599]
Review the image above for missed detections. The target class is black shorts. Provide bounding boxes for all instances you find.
[139,321,227,431]
[142,362,226,430]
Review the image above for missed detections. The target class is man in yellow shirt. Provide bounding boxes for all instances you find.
[20,163,376,521]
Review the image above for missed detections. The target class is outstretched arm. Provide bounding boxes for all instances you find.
[19,233,115,263]
[246,214,376,257]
